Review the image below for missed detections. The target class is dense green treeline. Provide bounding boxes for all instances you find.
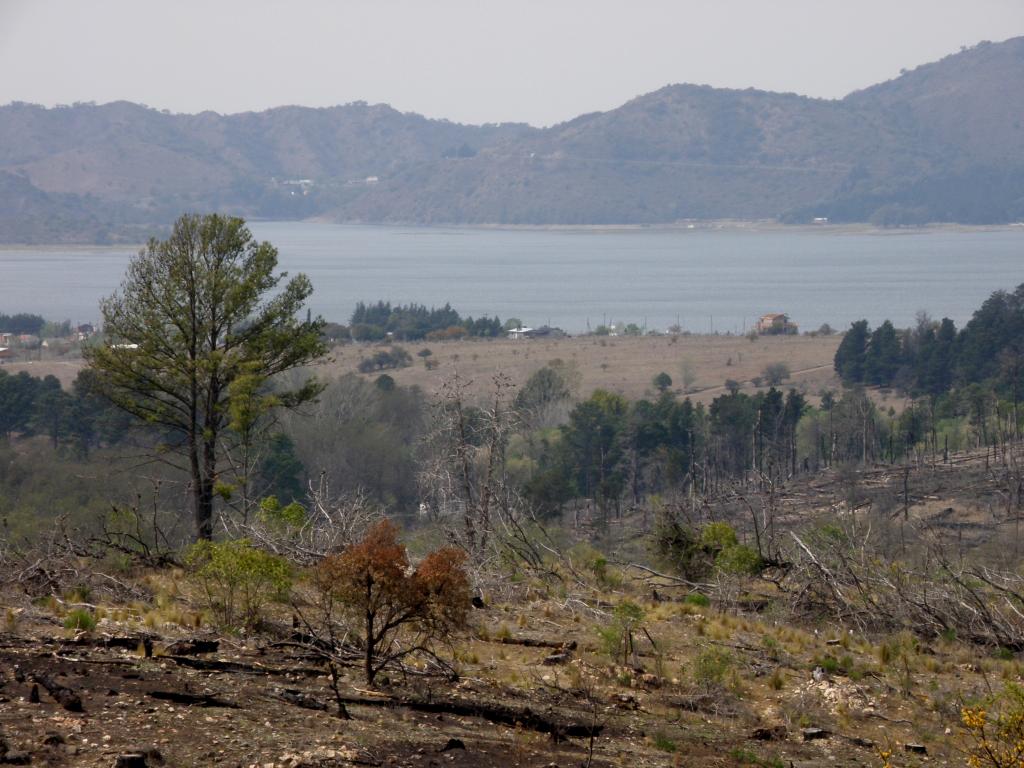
[0,368,134,451]
[513,374,973,520]
[3,369,309,494]
[834,283,1024,399]
[349,301,503,341]
[0,313,47,335]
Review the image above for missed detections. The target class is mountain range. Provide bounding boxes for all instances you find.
[2,37,1024,242]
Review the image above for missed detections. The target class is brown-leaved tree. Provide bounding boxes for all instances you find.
[317,519,469,684]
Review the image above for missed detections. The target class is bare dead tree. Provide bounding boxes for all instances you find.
[417,372,519,563]
[781,517,1024,649]
[222,473,382,565]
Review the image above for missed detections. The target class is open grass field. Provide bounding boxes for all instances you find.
[324,333,846,406]
[3,332,920,415]
[0,358,85,389]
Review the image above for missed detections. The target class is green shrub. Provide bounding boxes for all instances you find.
[700,522,738,550]
[357,346,412,373]
[652,510,707,579]
[597,601,645,665]
[652,732,677,752]
[258,496,306,528]
[684,592,710,607]
[693,646,732,690]
[816,655,842,674]
[185,538,291,631]
[589,555,622,588]
[761,634,780,660]
[715,543,762,575]
[64,585,92,603]
[63,608,97,631]
[699,522,763,575]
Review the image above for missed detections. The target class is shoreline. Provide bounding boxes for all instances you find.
[300,217,1024,236]
[2,220,1023,249]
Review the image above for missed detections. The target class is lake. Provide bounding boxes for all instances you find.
[2,222,1022,334]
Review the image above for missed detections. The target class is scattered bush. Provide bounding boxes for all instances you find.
[652,372,673,392]
[761,362,790,386]
[700,522,738,550]
[684,592,710,608]
[700,522,763,575]
[652,732,678,752]
[426,325,468,341]
[715,543,762,575]
[258,496,306,529]
[185,539,292,631]
[357,346,412,373]
[693,646,732,691]
[597,601,646,665]
[63,608,97,632]
[652,509,706,579]
[960,683,1024,768]
[815,655,843,675]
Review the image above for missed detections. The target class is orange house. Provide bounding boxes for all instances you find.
[757,313,798,335]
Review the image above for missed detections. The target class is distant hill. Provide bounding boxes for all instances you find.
[2,37,1023,241]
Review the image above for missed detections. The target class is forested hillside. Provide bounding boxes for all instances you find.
[2,37,1024,241]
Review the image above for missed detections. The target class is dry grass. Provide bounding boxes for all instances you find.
[323,333,844,405]
[1,358,84,388]
[7,332,916,415]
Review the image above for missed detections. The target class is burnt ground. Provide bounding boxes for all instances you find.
[0,628,609,768]
[0,606,854,768]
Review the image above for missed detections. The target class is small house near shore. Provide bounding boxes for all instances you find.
[757,313,798,335]
[507,326,534,340]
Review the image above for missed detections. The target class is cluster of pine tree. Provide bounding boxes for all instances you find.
[0,312,46,335]
[0,368,132,452]
[834,284,1024,398]
[349,301,502,341]
[521,379,808,519]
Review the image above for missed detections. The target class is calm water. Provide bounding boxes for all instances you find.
[2,223,1022,334]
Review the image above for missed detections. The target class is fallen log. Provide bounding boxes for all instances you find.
[148,690,238,708]
[163,639,219,656]
[332,691,602,739]
[161,655,323,677]
[53,634,154,652]
[495,637,578,651]
[542,653,572,666]
[271,687,329,712]
[31,672,83,712]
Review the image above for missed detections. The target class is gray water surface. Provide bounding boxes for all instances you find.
[2,223,1022,333]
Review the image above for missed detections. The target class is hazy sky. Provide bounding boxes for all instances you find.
[2,0,1022,126]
